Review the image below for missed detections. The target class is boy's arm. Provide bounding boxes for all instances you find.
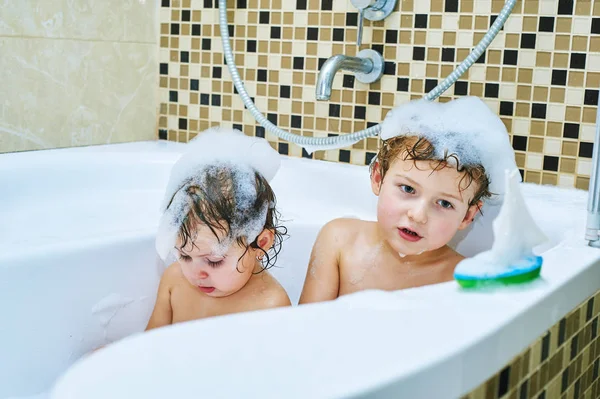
[298,220,342,304]
[145,265,175,331]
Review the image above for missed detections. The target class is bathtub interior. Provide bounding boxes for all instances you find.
[0,142,591,398]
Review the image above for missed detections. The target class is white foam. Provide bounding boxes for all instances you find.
[380,96,518,203]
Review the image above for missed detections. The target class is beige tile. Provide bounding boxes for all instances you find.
[0,37,157,152]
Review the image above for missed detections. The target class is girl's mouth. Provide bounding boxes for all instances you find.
[198,286,216,293]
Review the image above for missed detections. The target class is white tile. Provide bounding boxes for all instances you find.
[504,15,523,33]
[519,50,536,68]
[442,15,459,30]
[558,174,575,187]
[410,61,426,78]
[385,12,401,29]
[539,0,556,15]
[257,25,270,40]
[426,30,443,46]
[500,83,517,100]
[588,53,600,73]
[513,118,529,135]
[544,138,561,155]
[526,154,543,170]
[578,159,592,176]
[292,41,307,56]
[566,88,585,105]
[581,124,597,141]
[302,87,314,102]
[474,0,491,14]
[413,1,431,13]
[537,33,555,51]
[533,68,551,85]
[396,44,414,61]
[457,31,474,47]
[367,106,380,121]
[573,17,592,34]
[488,32,506,50]
[394,92,411,106]
[468,65,486,81]
[546,104,566,122]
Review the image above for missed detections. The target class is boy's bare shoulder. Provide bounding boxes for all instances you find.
[320,217,373,242]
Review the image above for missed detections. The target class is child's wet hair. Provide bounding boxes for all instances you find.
[167,164,287,272]
[370,135,493,206]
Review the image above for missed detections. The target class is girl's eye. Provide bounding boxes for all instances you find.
[178,254,192,262]
[399,184,415,194]
[206,258,224,268]
[438,200,454,209]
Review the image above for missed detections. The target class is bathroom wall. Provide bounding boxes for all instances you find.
[159,0,600,190]
[0,0,159,153]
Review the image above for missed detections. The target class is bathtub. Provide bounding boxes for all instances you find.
[1,141,599,399]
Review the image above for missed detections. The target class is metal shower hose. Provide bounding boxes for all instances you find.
[218,0,517,151]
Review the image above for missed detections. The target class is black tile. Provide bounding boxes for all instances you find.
[161,0,169,7]
[584,89,599,106]
[384,62,395,75]
[541,332,550,361]
[237,0,247,8]
[192,24,201,36]
[339,150,350,163]
[169,90,178,102]
[559,318,567,345]
[291,115,302,129]
[190,79,199,91]
[532,103,547,119]
[489,15,503,30]
[329,104,340,117]
[519,169,524,180]
[182,10,190,21]
[180,51,189,63]
[552,70,568,85]
[171,23,180,35]
[321,0,333,10]
[160,63,168,75]
[296,0,307,10]
[179,118,187,129]
[519,380,529,399]
[543,156,559,171]
[498,367,510,397]
[454,81,468,96]
[233,124,242,132]
[255,126,265,138]
[485,83,499,98]
[372,44,384,54]
[328,133,338,138]
[257,69,267,82]
[415,14,428,28]
[212,67,221,79]
[413,47,425,61]
[332,28,344,41]
[259,11,269,24]
[441,48,455,62]
[346,13,358,26]
[425,79,438,93]
[278,143,289,155]
[159,129,168,140]
[500,101,514,116]
[570,334,579,360]
[570,53,587,69]
[302,148,313,159]
[521,33,536,49]
[579,142,593,158]
[343,75,355,88]
[246,40,256,52]
[445,0,458,12]
[271,26,281,39]
[202,38,211,50]
[562,369,569,393]
[318,58,327,69]
[557,0,574,15]
[367,122,378,128]
[203,0,212,7]
[293,57,304,70]
[592,18,600,34]
[368,92,381,105]
[280,85,291,98]
[563,123,579,139]
[397,77,409,92]
[354,106,366,120]
[513,136,527,151]
[267,113,277,124]
[307,27,319,40]
[366,152,376,165]
[211,94,221,106]
[200,93,209,105]
[228,25,234,37]
[587,297,595,321]
[539,16,555,32]
[475,51,486,64]
[385,30,398,43]
[504,50,518,65]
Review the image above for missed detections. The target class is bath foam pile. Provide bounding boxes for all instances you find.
[380,96,518,202]
[155,128,281,262]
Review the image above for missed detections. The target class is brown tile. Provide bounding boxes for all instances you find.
[429,15,442,29]
[474,16,488,30]
[518,68,533,84]
[561,158,576,173]
[531,120,545,136]
[489,50,502,64]
[470,82,483,97]
[503,67,517,82]
[557,17,573,33]
[545,121,560,137]
[550,88,566,103]
[523,16,538,32]
[459,15,472,29]
[572,36,589,52]
[591,37,600,53]
[517,85,532,101]
[426,63,439,77]
[556,35,571,51]
[588,72,600,88]
[506,33,520,48]
[487,67,500,81]
[533,87,549,102]
[414,31,426,45]
[430,0,443,12]
[536,52,552,67]
[565,106,581,122]
[515,152,526,168]
[562,141,578,157]
[516,102,530,117]
[428,48,440,62]
[399,30,412,44]
[526,171,541,184]
[524,0,539,14]
[583,107,597,124]
[529,137,544,153]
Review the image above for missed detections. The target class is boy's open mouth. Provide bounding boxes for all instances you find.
[398,227,422,242]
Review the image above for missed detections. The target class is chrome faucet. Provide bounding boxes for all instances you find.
[315,49,384,101]
[585,99,600,247]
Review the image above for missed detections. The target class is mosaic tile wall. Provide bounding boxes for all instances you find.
[158,0,600,190]
[463,289,600,399]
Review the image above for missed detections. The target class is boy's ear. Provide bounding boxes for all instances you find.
[458,200,483,230]
[256,229,275,251]
[370,161,383,196]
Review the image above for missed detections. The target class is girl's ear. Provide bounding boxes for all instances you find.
[256,229,275,252]
[371,161,383,196]
[458,200,483,230]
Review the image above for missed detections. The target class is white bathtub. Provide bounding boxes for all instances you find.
[1,141,599,399]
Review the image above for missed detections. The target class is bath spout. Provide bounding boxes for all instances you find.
[586,100,600,247]
[315,49,384,101]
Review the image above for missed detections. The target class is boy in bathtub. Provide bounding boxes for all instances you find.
[299,97,518,303]
[146,128,291,330]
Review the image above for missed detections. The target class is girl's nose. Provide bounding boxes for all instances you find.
[198,271,209,279]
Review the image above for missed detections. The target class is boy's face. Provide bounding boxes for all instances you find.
[175,224,259,297]
[371,156,481,257]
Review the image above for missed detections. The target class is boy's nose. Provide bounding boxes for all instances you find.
[407,202,428,224]
[198,271,209,279]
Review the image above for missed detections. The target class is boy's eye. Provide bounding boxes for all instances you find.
[399,184,415,194]
[438,200,454,209]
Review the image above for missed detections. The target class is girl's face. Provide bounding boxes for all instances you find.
[175,224,272,297]
[371,157,481,257]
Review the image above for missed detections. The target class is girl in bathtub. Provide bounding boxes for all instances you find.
[146,128,291,330]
